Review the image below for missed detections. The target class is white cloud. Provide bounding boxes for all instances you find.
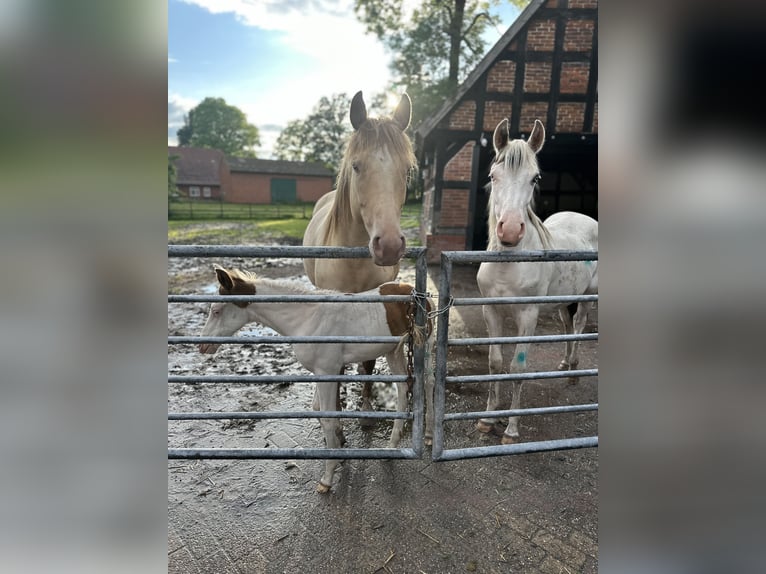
[167,92,199,145]
[179,0,393,127]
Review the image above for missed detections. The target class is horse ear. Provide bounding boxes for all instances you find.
[215,267,234,292]
[392,93,412,131]
[527,119,545,153]
[493,118,509,153]
[350,91,367,130]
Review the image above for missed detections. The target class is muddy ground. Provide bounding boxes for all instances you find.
[168,235,598,573]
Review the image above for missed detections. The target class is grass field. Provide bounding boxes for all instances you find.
[168,200,422,245]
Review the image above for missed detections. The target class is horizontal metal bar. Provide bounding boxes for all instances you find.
[168,374,407,384]
[168,447,418,460]
[168,245,425,259]
[449,333,598,346]
[444,403,598,421]
[168,294,413,304]
[433,436,598,461]
[169,335,402,345]
[453,294,598,306]
[446,368,598,384]
[169,410,411,421]
[443,250,598,263]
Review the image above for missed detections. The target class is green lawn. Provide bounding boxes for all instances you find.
[167,200,422,245]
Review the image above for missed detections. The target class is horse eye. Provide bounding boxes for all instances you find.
[352,161,360,173]
[532,174,542,185]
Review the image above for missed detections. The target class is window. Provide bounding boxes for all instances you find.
[189,186,200,197]
[202,186,211,198]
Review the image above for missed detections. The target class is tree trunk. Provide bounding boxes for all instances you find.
[448,0,466,90]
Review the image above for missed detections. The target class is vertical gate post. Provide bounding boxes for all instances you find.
[431,252,453,461]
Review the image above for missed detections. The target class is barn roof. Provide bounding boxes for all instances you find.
[226,157,334,178]
[168,146,224,186]
[415,0,547,142]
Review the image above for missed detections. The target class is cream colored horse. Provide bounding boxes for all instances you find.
[476,119,598,444]
[198,266,434,493]
[303,91,417,420]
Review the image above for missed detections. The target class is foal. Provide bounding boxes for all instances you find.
[198,265,434,493]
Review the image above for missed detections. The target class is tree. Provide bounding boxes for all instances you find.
[273,94,352,171]
[177,97,260,157]
[355,0,528,127]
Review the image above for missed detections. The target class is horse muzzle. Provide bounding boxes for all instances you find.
[371,234,406,266]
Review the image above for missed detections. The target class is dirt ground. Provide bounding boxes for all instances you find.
[168,248,598,573]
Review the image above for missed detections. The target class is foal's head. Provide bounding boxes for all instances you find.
[335,91,416,266]
[198,266,255,354]
[488,118,545,247]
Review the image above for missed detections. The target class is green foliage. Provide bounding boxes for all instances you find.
[177,97,260,157]
[355,0,529,129]
[168,154,179,198]
[273,94,351,171]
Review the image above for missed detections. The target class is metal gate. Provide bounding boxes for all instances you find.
[168,245,430,462]
[168,245,598,462]
[430,249,599,461]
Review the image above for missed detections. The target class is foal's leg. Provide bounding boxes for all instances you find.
[558,303,576,370]
[315,380,342,494]
[566,301,593,375]
[478,305,506,434]
[359,359,377,429]
[502,306,540,444]
[384,350,408,448]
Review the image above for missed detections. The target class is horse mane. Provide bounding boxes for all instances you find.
[487,139,553,250]
[224,268,336,297]
[325,117,417,242]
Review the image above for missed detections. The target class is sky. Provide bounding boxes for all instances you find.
[168,0,524,158]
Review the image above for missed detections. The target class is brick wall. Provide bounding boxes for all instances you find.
[487,60,516,93]
[526,19,556,51]
[448,100,476,130]
[556,102,586,132]
[439,189,470,227]
[560,61,590,93]
[425,233,466,263]
[483,101,513,131]
[592,102,598,133]
[443,141,475,182]
[520,102,549,131]
[564,19,594,51]
[226,173,333,204]
[524,61,552,93]
[568,0,597,8]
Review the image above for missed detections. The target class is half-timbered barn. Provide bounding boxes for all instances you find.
[415,0,598,259]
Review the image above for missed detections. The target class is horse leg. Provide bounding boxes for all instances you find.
[566,302,593,383]
[502,306,540,444]
[478,306,506,435]
[384,350,407,447]
[315,380,342,494]
[359,359,377,429]
[558,303,576,370]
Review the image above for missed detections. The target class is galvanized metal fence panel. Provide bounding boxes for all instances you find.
[431,249,599,462]
[168,245,429,460]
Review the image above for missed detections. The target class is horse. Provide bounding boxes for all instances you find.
[475,118,598,445]
[198,265,434,493]
[302,90,418,425]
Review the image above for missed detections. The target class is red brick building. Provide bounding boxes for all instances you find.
[168,147,334,204]
[225,157,334,204]
[416,0,598,259]
[168,146,229,200]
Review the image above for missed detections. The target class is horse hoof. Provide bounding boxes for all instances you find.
[424,436,433,447]
[501,434,516,445]
[558,360,570,371]
[476,421,494,434]
[316,482,331,494]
